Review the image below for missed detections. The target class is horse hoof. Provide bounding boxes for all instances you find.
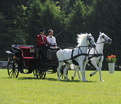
[59,78,62,81]
[83,79,87,82]
[79,77,81,80]
[71,76,74,80]
[100,79,104,82]
[67,78,70,81]
[90,74,92,77]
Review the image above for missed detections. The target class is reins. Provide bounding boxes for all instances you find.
[58,35,96,63]
[59,46,89,63]
[96,41,105,44]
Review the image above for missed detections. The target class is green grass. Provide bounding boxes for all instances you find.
[0,69,121,104]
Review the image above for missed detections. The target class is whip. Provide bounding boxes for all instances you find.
[55,28,66,38]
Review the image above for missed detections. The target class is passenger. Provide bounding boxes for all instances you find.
[47,29,57,47]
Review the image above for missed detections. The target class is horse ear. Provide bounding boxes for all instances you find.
[99,31,101,34]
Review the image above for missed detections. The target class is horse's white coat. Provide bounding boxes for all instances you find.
[72,32,112,81]
[56,33,96,81]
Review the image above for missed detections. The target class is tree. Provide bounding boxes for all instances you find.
[66,0,86,44]
[26,0,44,45]
[88,0,121,68]
[0,1,28,60]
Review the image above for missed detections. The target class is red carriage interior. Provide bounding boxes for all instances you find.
[19,47,34,66]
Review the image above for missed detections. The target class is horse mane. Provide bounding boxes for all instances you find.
[77,33,88,47]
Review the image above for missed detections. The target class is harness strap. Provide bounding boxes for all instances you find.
[88,54,103,66]
[97,55,102,65]
[88,54,103,60]
[71,49,79,65]
[59,50,88,63]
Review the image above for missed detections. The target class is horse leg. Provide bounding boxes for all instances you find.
[75,67,82,80]
[70,64,81,80]
[64,64,70,80]
[98,62,104,81]
[57,62,63,81]
[71,69,76,80]
[79,62,86,82]
[82,59,88,81]
[70,64,76,80]
[77,67,81,80]
[90,62,99,77]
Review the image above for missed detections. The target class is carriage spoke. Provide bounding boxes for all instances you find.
[7,57,19,78]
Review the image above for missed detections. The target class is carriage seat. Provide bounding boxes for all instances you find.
[47,49,58,61]
[19,47,34,60]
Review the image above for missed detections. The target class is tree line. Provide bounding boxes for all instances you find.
[0,0,121,70]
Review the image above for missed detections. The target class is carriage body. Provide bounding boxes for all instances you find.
[6,45,37,78]
[6,45,63,79]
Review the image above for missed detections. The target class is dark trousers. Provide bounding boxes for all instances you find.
[37,46,49,61]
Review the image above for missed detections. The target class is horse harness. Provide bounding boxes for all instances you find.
[71,47,88,65]
[59,46,88,65]
[59,46,103,66]
[59,35,106,65]
[88,46,103,66]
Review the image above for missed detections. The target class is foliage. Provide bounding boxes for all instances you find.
[107,54,117,63]
[65,0,86,44]
[0,0,121,68]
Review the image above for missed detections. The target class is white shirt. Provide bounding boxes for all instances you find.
[47,36,57,45]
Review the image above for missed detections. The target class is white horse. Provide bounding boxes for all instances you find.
[56,33,96,81]
[71,32,112,81]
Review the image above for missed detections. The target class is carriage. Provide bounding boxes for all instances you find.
[6,45,64,79]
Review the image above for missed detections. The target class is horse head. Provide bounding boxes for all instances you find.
[87,33,96,48]
[99,32,112,44]
[77,33,96,48]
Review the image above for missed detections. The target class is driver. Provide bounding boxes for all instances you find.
[36,28,48,47]
[36,28,49,60]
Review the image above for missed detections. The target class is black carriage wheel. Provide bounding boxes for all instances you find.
[7,57,19,78]
[39,71,46,79]
[23,69,29,74]
[38,62,46,79]
[33,69,39,78]
[33,69,46,79]
[33,61,46,79]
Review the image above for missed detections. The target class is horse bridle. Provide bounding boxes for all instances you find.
[59,35,95,63]
[96,35,110,44]
[88,35,106,60]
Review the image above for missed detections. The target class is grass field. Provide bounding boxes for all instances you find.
[0,69,121,104]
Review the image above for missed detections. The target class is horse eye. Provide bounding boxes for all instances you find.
[102,35,104,38]
[88,38,91,42]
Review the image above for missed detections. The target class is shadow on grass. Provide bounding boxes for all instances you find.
[17,77,81,82]
[2,76,98,83]
[60,80,98,83]
[44,78,98,83]
[17,77,38,80]
[47,78,98,83]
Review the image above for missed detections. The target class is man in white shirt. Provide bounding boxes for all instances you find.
[47,29,57,46]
